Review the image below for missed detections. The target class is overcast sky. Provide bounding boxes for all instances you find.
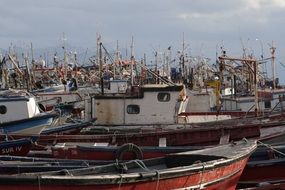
[1,0,285,83]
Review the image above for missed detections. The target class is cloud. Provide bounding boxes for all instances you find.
[0,0,284,71]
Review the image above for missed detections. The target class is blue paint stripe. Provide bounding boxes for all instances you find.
[0,117,53,134]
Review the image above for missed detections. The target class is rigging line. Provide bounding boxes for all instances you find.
[135,60,176,86]
[101,43,115,64]
[277,60,285,68]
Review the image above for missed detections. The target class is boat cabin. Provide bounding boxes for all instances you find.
[0,90,40,123]
[222,88,285,112]
[85,84,188,125]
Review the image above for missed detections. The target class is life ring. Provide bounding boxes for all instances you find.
[115,143,143,160]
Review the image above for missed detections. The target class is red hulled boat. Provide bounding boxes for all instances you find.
[33,122,261,147]
[0,139,256,190]
[51,143,205,160]
[238,143,285,189]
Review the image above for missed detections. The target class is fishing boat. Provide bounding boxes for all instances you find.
[167,46,285,129]
[51,142,205,160]
[84,82,285,132]
[0,89,57,135]
[34,90,83,112]
[237,180,285,190]
[0,155,111,174]
[49,128,285,161]
[33,121,261,147]
[0,137,37,156]
[0,139,256,190]
[85,83,189,126]
[40,119,95,135]
[237,143,285,189]
[235,131,285,189]
[15,81,285,149]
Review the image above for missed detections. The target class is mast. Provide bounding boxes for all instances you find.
[143,53,146,84]
[30,43,35,86]
[253,59,259,116]
[163,52,165,81]
[62,33,67,80]
[154,51,158,84]
[0,55,6,88]
[115,40,119,80]
[130,36,134,86]
[30,43,35,65]
[74,51,78,78]
[99,42,104,95]
[219,56,259,115]
[270,42,276,89]
[166,46,171,80]
[219,48,226,87]
[180,33,185,82]
[96,33,101,67]
[24,54,31,91]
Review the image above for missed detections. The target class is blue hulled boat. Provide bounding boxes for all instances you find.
[0,89,57,135]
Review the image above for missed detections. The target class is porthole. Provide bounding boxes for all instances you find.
[0,105,7,114]
[157,93,170,102]
[127,105,140,114]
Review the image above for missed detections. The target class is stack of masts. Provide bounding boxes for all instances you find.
[0,37,280,101]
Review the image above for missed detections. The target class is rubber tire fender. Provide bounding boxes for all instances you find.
[115,143,143,160]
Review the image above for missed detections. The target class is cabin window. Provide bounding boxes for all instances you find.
[127,105,140,114]
[264,101,271,109]
[0,105,7,114]
[157,93,170,102]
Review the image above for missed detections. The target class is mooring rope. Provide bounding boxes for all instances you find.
[82,161,89,167]
[155,170,160,190]
[118,174,123,190]
[257,140,285,156]
[199,162,205,189]
[132,159,150,171]
[62,169,73,176]
[128,143,133,151]
[37,175,41,190]
[17,165,20,175]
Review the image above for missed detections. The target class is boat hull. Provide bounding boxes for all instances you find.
[0,158,248,190]
[51,145,203,160]
[0,113,56,135]
[41,120,93,135]
[238,143,285,184]
[0,140,256,190]
[35,124,260,147]
[240,158,285,182]
[0,138,34,156]
[238,180,285,190]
